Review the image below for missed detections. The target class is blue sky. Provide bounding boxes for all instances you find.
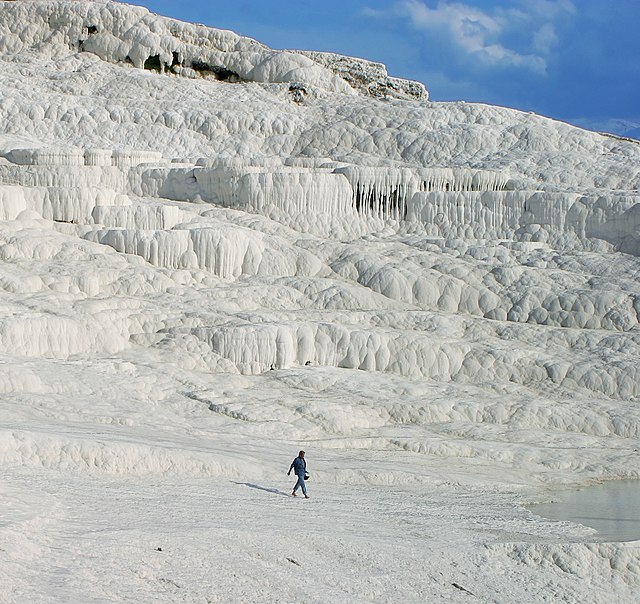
[131,1,639,135]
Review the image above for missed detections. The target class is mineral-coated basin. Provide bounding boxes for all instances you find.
[530,480,640,542]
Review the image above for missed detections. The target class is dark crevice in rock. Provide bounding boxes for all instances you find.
[191,62,240,82]
[144,55,163,72]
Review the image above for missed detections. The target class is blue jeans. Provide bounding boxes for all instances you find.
[293,474,307,496]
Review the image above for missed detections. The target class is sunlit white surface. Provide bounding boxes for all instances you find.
[0,2,639,602]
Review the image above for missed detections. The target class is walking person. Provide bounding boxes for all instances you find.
[287,450,309,498]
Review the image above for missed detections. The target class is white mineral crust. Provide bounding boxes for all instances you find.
[0,2,639,603]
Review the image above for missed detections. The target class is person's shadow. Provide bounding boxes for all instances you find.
[231,481,290,497]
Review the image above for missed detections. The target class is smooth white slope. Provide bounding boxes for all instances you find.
[4,470,640,604]
[0,2,639,603]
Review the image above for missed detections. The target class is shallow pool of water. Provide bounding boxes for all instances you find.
[530,480,640,542]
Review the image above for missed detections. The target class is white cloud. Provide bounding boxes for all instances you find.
[522,0,576,19]
[532,23,558,55]
[392,0,574,73]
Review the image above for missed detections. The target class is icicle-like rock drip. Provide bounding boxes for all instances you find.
[92,203,188,231]
[415,168,511,193]
[5,148,85,166]
[333,166,510,222]
[193,160,360,236]
[83,221,323,280]
[0,312,132,359]
[406,190,640,254]
[333,166,419,221]
[185,321,640,399]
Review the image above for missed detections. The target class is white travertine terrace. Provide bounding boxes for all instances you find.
[0,2,639,602]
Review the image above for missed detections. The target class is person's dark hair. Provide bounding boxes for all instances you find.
[299,450,305,456]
